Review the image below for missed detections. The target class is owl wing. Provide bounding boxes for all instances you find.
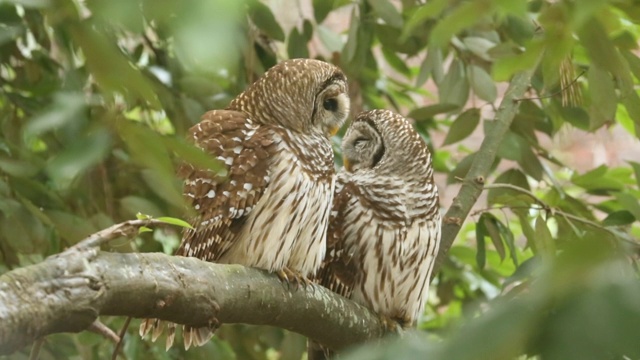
[315,174,357,298]
[175,110,276,261]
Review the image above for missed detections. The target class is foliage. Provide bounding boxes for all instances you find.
[0,0,639,359]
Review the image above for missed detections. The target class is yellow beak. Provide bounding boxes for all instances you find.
[329,125,340,136]
[343,157,351,171]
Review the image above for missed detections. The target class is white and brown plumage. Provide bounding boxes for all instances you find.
[140,58,350,350]
[310,109,441,359]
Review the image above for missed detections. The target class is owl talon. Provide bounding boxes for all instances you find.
[276,268,310,290]
[379,315,402,334]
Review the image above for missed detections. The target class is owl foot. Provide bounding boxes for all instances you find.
[276,267,312,290]
[379,315,403,334]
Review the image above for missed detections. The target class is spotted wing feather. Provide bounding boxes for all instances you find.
[176,109,275,261]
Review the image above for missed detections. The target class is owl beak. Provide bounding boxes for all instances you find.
[343,157,351,171]
[329,125,340,136]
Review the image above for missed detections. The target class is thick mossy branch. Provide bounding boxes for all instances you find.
[0,249,384,355]
[433,68,538,277]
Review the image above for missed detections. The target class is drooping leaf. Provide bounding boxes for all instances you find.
[468,65,497,103]
[368,0,403,28]
[247,0,285,41]
[408,103,459,122]
[587,65,616,130]
[534,215,555,260]
[439,60,469,108]
[443,108,480,145]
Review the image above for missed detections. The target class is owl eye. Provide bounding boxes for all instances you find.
[323,98,338,112]
[353,136,368,148]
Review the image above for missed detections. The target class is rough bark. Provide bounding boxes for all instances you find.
[0,248,384,355]
[432,67,539,278]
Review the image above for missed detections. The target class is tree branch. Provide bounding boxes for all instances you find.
[0,249,385,355]
[432,66,539,278]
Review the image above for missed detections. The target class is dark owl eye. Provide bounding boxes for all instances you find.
[323,98,338,112]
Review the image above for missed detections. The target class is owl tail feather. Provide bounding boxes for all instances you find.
[183,325,215,350]
[139,318,215,351]
[307,339,334,360]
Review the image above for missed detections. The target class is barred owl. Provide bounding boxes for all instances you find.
[309,109,441,359]
[140,59,350,350]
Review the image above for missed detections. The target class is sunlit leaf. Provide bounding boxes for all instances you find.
[157,216,194,229]
[368,0,403,28]
[534,215,555,259]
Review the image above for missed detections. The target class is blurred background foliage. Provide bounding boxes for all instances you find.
[1,0,640,359]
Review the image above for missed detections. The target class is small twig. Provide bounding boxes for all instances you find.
[68,219,164,251]
[515,70,586,102]
[482,183,550,210]
[477,184,636,243]
[112,317,132,360]
[88,319,120,343]
[29,338,43,360]
[470,205,537,217]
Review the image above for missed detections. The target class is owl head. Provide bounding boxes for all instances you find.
[341,109,433,178]
[229,59,350,137]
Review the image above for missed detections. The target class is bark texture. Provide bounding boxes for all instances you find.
[0,248,384,355]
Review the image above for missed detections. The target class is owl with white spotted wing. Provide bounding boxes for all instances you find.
[140,59,350,350]
[309,109,441,359]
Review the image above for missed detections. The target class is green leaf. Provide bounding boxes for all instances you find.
[588,66,616,130]
[407,103,459,122]
[138,226,152,234]
[313,0,333,23]
[247,0,285,41]
[120,196,163,219]
[447,153,476,184]
[401,0,447,41]
[430,1,492,48]
[602,210,635,227]
[475,219,487,269]
[487,169,531,206]
[493,40,544,81]
[577,19,633,95]
[342,8,359,62]
[629,161,640,190]
[534,215,555,259]
[368,0,403,28]
[572,165,625,193]
[468,65,497,102]
[23,92,85,138]
[287,27,309,59]
[70,25,159,107]
[463,37,495,61]
[2,0,50,8]
[439,60,469,108]
[157,216,194,229]
[443,108,480,145]
[482,213,506,261]
[381,47,411,77]
[495,219,518,267]
[47,131,111,187]
[621,90,640,131]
